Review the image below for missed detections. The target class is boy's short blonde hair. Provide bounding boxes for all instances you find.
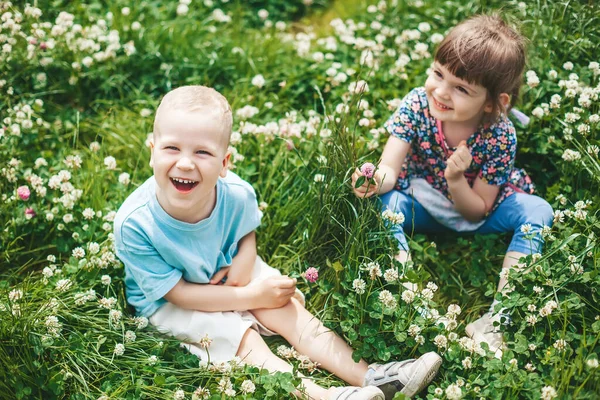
[153,85,233,144]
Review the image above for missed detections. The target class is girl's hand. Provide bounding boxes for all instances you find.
[253,276,297,309]
[209,267,230,285]
[444,140,472,182]
[351,168,380,198]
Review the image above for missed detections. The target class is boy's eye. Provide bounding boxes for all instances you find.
[165,146,179,151]
[196,150,212,156]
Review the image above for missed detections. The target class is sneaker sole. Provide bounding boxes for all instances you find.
[400,352,442,397]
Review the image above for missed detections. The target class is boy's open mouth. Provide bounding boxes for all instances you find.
[170,177,199,192]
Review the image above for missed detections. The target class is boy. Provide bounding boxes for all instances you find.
[114,86,442,399]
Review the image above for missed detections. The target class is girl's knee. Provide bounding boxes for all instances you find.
[517,194,553,228]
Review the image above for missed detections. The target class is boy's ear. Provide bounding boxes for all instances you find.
[219,151,231,178]
[149,140,155,168]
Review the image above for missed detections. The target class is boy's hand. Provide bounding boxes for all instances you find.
[444,140,472,182]
[253,276,297,309]
[351,168,380,198]
[209,267,230,285]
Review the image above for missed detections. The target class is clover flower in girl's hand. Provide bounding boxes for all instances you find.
[303,267,319,283]
[360,162,376,179]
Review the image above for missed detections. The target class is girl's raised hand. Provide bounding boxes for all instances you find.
[351,168,380,198]
[444,140,472,182]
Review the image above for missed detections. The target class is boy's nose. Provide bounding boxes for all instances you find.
[176,156,194,170]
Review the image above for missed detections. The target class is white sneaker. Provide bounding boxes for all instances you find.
[363,352,442,399]
[328,386,385,400]
[465,312,504,359]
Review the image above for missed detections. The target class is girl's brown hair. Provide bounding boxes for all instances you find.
[434,14,526,121]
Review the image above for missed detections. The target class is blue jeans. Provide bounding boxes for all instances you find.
[380,190,554,255]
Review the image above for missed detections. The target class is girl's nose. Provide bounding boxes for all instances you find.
[176,156,194,170]
[436,84,450,99]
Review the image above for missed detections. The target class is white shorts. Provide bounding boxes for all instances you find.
[149,256,304,363]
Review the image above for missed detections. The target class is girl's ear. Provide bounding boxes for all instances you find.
[499,93,511,109]
[219,152,231,178]
[484,93,511,114]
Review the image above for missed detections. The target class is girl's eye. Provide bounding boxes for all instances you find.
[434,70,443,78]
[456,86,469,94]
[196,150,211,155]
[165,146,179,151]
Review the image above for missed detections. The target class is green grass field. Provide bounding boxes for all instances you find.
[1,0,599,398]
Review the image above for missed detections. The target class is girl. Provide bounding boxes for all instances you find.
[352,15,553,357]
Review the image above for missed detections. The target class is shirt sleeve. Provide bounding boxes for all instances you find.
[384,88,423,143]
[478,124,517,186]
[117,225,183,303]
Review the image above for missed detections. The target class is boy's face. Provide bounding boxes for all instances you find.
[425,62,493,127]
[151,108,230,223]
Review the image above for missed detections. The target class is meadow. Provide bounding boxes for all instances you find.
[0,0,599,398]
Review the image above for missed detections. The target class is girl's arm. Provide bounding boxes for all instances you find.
[352,136,411,197]
[446,176,500,222]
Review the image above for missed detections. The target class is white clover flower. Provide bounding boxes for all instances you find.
[420,287,434,300]
[529,343,537,351]
[433,334,448,349]
[408,324,421,337]
[445,383,462,400]
[109,309,122,324]
[561,149,581,162]
[520,223,532,234]
[382,209,405,225]
[553,339,567,351]
[525,362,536,372]
[148,355,159,365]
[447,304,462,316]
[563,62,574,71]
[176,4,189,16]
[72,247,85,259]
[383,268,399,283]
[125,330,136,343]
[9,289,23,302]
[541,386,557,400]
[251,74,266,88]
[314,174,325,183]
[133,316,148,329]
[348,80,369,94]
[240,380,255,394]
[461,356,472,369]
[531,107,544,118]
[101,275,111,286]
[104,156,117,170]
[119,172,131,185]
[114,343,125,356]
[56,278,72,292]
[352,278,366,294]
[587,358,599,369]
[379,290,397,309]
[401,290,415,303]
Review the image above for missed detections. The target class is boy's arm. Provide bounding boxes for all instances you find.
[209,231,257,287]
[164,275,297,312]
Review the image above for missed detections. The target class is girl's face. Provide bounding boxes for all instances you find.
[425,62,493,127]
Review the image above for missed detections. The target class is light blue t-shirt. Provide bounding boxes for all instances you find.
[114,171,263,317]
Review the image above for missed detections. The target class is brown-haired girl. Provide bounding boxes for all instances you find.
[352,14,553,357]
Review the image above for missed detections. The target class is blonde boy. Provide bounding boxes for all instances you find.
[115,86,441,399]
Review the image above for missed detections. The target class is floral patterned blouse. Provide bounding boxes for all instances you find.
[384,87,533,212]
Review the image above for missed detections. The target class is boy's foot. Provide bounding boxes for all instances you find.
[465,312,504,359]
[327,386,384,400]
[363,352,442,399]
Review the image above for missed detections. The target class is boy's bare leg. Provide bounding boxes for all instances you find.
[237,328,330,399]
[393,249,411,264]
[250,298,369,387]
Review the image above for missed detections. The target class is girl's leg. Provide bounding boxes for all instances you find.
[236,327,329,399]
[250,298,368,387]
[476,193,554,293]
[379,190,449,262]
